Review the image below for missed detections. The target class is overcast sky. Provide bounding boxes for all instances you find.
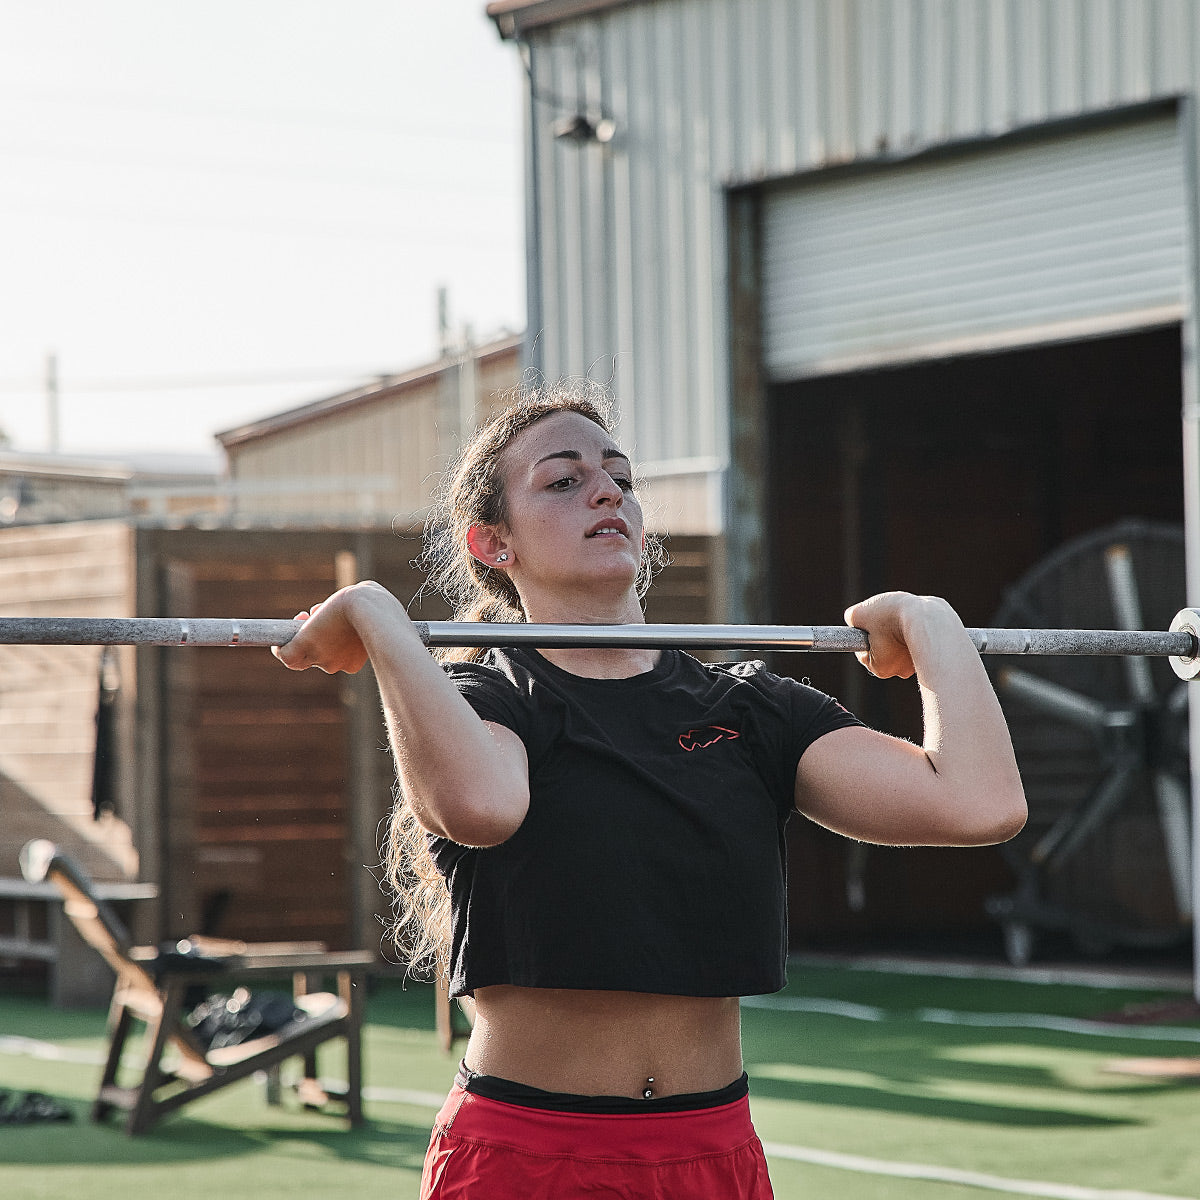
[0,1,525,459]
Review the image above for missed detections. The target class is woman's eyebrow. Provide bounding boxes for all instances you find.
[533,448,631,467]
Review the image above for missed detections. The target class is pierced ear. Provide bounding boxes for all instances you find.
[467,524,510,567]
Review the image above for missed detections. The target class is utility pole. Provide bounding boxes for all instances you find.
[437,286,451,358]
[45,351,60,453]
[458,323,476,442]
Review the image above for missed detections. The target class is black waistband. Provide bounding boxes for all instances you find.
[455,1062,749,1114]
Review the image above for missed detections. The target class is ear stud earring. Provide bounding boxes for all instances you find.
[497,553,508,563]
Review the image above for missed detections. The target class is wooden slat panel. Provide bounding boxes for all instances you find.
[159,556,354,948]
[0,521,136,882]
[643,534,713,625]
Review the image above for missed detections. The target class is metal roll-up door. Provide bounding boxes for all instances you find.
[762,115,1186,383]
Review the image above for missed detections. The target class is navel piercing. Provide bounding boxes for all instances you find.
[497,553,508,563]
[643,1077,655,1099]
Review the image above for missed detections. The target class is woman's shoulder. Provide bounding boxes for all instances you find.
[696,656,799,693]
[441,649,541,735]
[696,657,851,714]
[704,657,770,680]
[442,648,540,694]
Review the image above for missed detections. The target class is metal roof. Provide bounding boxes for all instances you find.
[0,452,131,484]
[486,0,639,39]
[214,333,523,449]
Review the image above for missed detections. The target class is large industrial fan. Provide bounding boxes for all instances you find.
[985,520,1191,965]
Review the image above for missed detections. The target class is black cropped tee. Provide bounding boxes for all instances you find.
[430,646,862,999]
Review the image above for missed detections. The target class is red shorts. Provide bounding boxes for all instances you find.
[420,1083,774,1199]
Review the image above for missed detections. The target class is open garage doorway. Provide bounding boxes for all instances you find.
[766,325,1185,954]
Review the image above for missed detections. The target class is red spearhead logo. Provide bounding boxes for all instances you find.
[678,725,740,752]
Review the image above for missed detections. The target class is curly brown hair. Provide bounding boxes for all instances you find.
[383,380,667,976]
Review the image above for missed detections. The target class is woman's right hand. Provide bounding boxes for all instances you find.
[273,578,528,844]
[271,581,385,674]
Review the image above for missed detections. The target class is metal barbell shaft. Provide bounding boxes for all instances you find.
[0,617,301,648]
[0,615,1195,660]
[424,623,1197,657]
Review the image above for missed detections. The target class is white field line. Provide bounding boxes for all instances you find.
[361,1084,448,1108]
[788,953,1193,994]
[742,996,890,1020]
[741,996,1200,1042]
[0,1037,450,1109]
[5,1034,1195,1199]
[758,1141,1193,1200]
[0,1034,105,1064]
[916,1008,1200,1043]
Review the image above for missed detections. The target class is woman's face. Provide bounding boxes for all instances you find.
[482,410,645,615]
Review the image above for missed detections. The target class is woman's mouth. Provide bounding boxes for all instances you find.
[587,523,628,538]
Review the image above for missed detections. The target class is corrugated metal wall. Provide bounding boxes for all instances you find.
[761,111,1186,379]
[523,0,1200,523]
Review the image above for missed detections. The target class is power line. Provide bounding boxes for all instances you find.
[0,337,521,394]
[0,139,516,195]
[0,81,516,146]
[0,193,522,246]
[0,367,396,395]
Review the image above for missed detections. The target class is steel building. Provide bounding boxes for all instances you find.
[488,0,1197,963]
[216,334,523,525]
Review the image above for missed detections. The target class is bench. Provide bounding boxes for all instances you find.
[0,876,158,1007]
[20,840,372,1134]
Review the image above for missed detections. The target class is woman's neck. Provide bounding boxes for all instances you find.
[536,645,661,679]
[520,591,659,679]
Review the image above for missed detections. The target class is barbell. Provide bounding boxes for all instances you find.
[1,610,1198,680]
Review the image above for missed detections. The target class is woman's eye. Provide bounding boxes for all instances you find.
[545,472,634,491]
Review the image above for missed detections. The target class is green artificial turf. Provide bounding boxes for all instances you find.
[747,964,1200,1198]
[1,965,1199,1199]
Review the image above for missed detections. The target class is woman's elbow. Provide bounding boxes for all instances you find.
[427,786,529,848]
[995,789,1029,842]
[957,785,1028,846]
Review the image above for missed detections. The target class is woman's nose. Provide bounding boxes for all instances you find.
[592,473,623,505]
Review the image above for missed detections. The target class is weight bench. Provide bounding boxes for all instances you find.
[19,839,373,1135]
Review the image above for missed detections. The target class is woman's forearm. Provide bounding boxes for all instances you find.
[323,583,529,846]
[803,592,1027,846]
[901,598,1027,832]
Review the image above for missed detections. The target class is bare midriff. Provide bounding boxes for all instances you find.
[463,985,744,1099]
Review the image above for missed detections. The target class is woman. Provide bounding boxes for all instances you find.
[273,385,1026,1198]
